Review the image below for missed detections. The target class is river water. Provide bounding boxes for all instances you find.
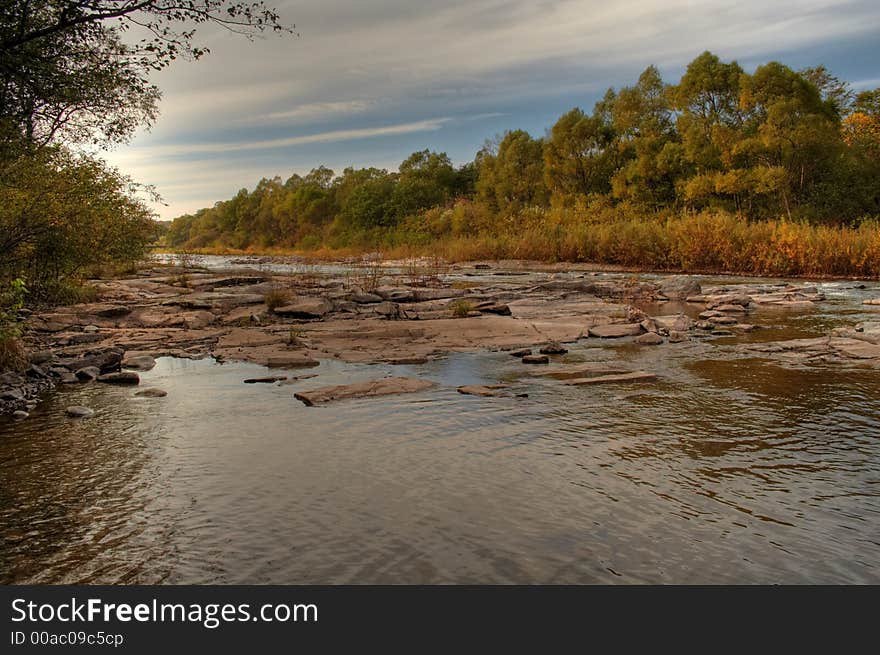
[1,264,879,583]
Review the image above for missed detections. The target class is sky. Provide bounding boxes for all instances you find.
[101,0,880,220]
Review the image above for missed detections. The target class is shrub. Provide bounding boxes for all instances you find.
[264,287,291,311]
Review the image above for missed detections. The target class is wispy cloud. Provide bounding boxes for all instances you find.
[258,99,377,123]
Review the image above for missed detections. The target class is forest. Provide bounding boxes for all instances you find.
[166,52,880,276]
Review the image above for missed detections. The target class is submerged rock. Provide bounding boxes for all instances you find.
[97,371,140,385]
[135,388,167,398]
[457,384,509,397]
[65,406,95,418]
[294,376,435,406]
[565,371,657,385]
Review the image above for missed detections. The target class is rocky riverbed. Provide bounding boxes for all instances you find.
[2,258,880,418]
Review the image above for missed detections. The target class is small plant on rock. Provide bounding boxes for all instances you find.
[449,299,475,318]
[264,287,291,311]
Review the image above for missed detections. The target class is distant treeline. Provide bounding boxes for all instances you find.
[165,52,880,274]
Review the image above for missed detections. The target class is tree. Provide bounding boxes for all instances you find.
[391,149,457,218]
[476,130,547,214]
[544,107,617,198]
[0,1,292,147]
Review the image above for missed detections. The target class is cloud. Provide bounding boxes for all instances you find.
[257,99,377,123]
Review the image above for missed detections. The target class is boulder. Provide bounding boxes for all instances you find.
[350,292,383,304]
[477,303,512,316]
[668,330,689,343]
[12,410,28,421]
[539,341,568,355]
[65,406,95,418]
[509,348,532,357]
[652,314,693,332]
[588,323,644,338]
[634,332,664,345]
[93,304,132,318]
[659,276,701,300]
[0,389,24,402]
[75,366,101,381]
[122,354,157,371]
[97,371,140,385]
[28,350,55,365]
[522,354,550,364]
[294,377,435,406]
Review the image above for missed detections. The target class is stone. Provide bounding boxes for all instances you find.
[659,276,701,299]
[863,298,880,305]
[350,292,382,304]
[12,410,29,420]
[294,377,435,406]
[716,304,747,313]
[135,388,168,397]
[93,304,131,318]
[0,389,24,402]
[565,371,657,385]
[668,330,689,343]
[457,384,509,397]
[385,357,428,365]
[474,263,492,269]
[74,366,101,381]
[65,406,95,418]
[243,376,288,383]
[273,297,334,319]
[265,354,320,368]
[634,332,664,345]
[539,341,568,355]
[477,303,512,316]
[97,371,140,385]
[522,354,550,364]
[509,348,532,357]
[652,314,693,332]
[122,354,157,371]
[28,350,55,365]
[588,323,644,338]
[83,325,101,333]
[710,315,737,325]
[411,288,467,302]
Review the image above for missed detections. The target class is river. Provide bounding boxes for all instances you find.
[1,261,879,583]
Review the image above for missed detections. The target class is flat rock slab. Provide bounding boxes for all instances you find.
[634,332,664,345]
[588,323,644,338]
[265,354,320,368]
[97,371,140,385]
[863,299,880,306]
[539,341,568,354]
[565,371,658,385]
[294,377,435,406]
[522,354,550,364]
[457,384,509,397]
[273,298,334,318]
[244,376,288,384]
[532,364,631,380]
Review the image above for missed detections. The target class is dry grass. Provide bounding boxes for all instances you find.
[0,337,28,372]
[264,287,291,311]
[449,299,475,318]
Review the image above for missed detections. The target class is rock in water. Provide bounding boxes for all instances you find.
[457,384,509,397]
[12,410,28,421]
[659,276,701,299]
[135,388,167,398]
[66,406,95,418]
[565,371,657,385]
[588,323,644,338]
[122,354,157,371]
[634,332,664,345]
[294,377,435,406]
[539,341,568,355]
[75,366,101,381]
[522,354,550,364]
[97,371,140,385]
[509,348,532,357]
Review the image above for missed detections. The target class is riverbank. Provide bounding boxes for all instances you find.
[3,258,880,418]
